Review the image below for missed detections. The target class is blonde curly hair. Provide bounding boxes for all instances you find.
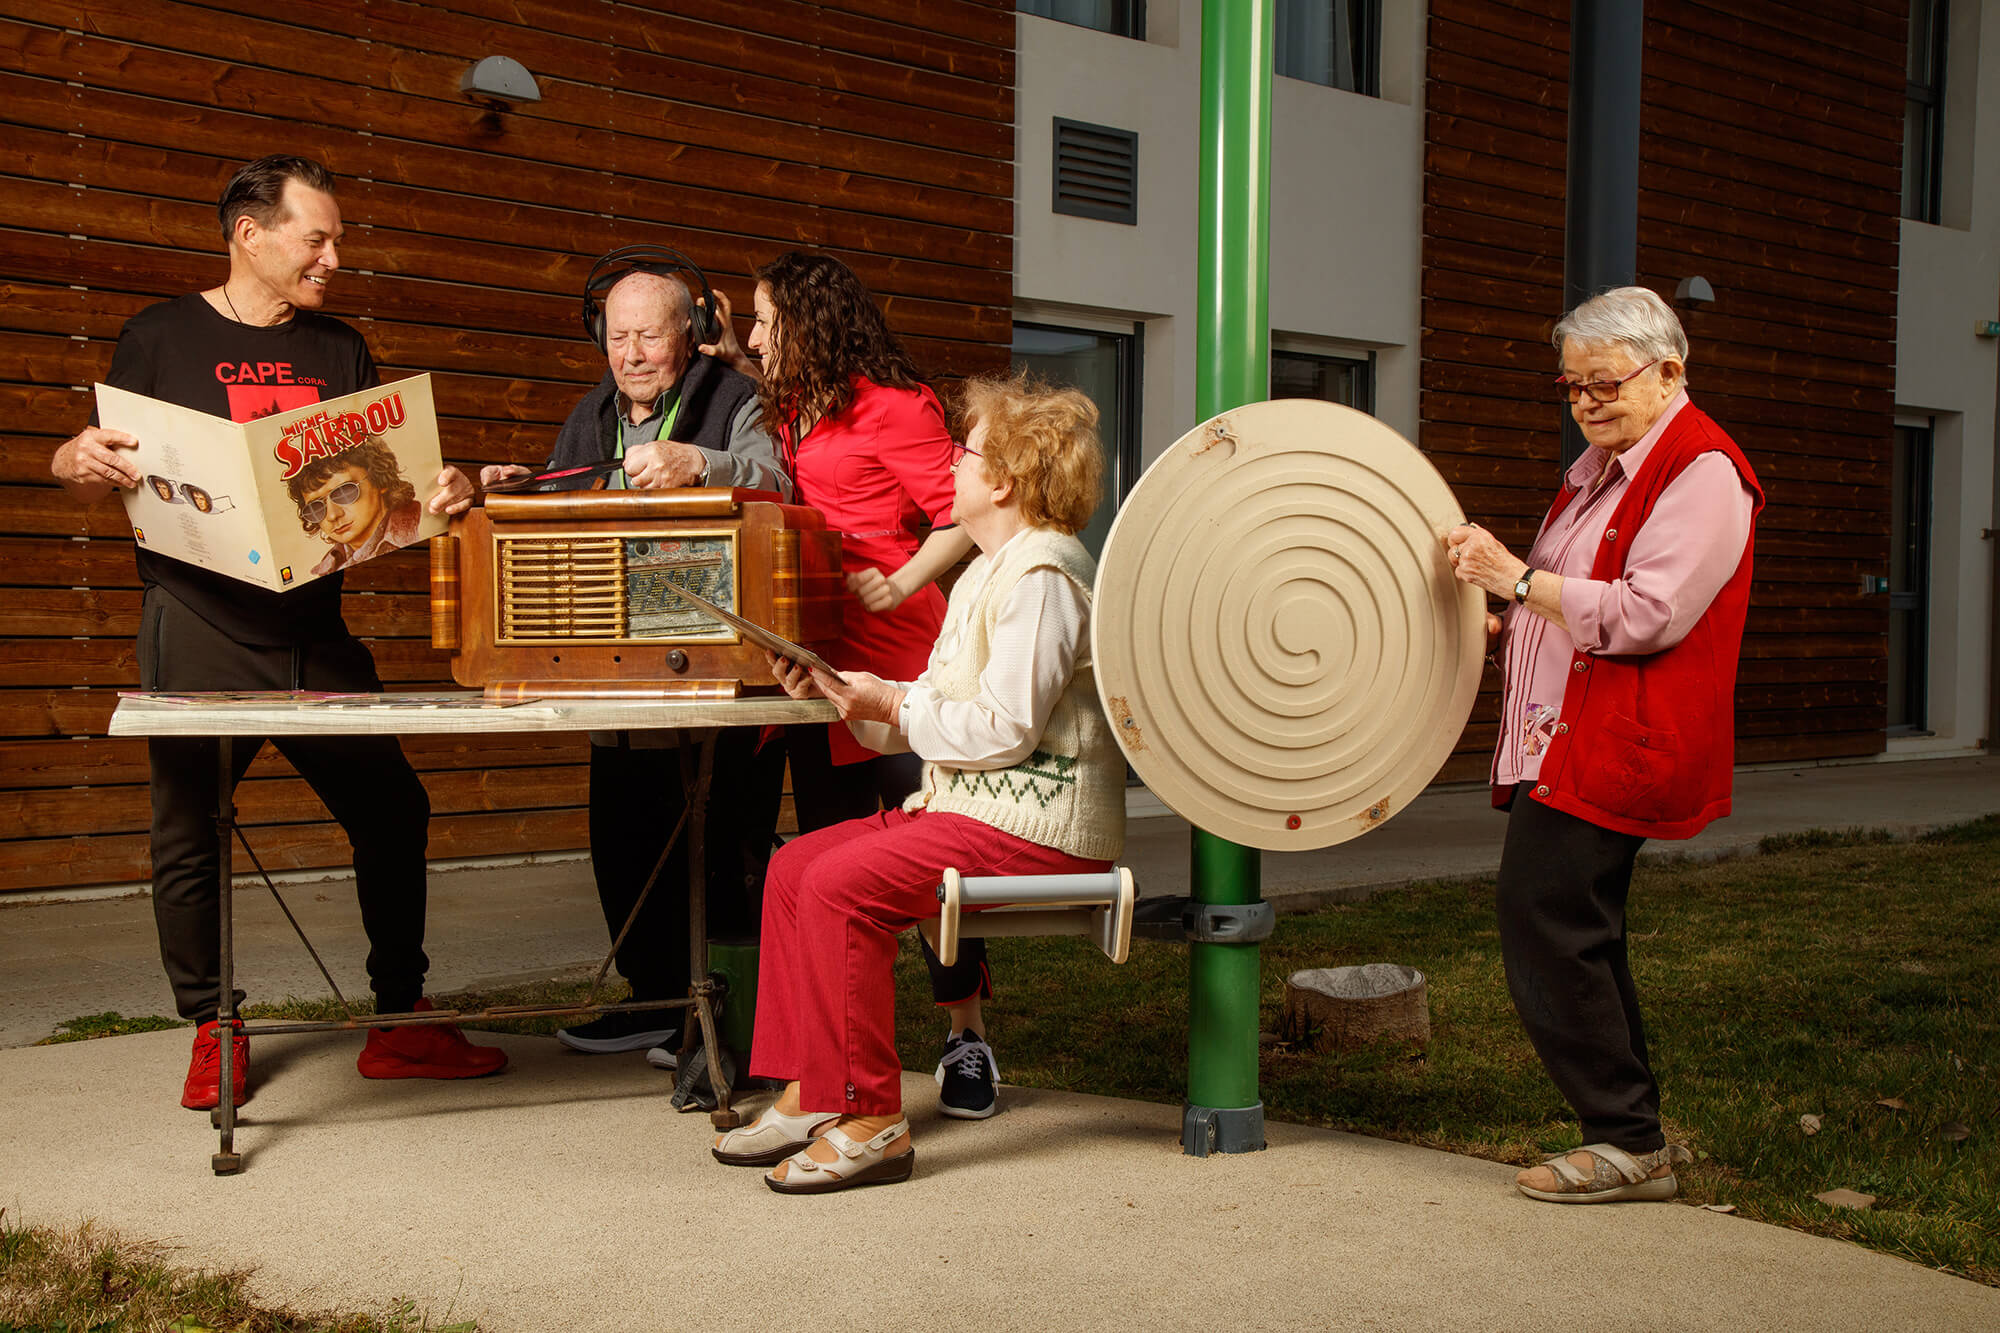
[955,373,1103,535]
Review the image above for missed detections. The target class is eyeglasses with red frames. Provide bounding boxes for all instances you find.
[1554,359,1658,404]
[950,440,982,466]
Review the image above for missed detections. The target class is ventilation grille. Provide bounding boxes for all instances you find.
[1053,118,1138,225]
[498,536,626,639]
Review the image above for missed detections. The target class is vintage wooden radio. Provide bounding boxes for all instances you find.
[429,488,843,698]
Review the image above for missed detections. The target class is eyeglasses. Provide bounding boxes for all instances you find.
[299,481,364,524]
[144,475,235,514]
[1554,359,1658,404]
[950,440,982,466]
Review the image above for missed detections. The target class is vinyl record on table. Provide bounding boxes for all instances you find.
[1092,399,1487,852]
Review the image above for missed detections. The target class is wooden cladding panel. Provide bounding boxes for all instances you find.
[1422,0,1900,775]
[1639,0,1902,761]
[0,1,1015,894]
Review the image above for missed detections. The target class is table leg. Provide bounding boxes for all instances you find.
[212,735,242,1175]
[677,730,742,1128]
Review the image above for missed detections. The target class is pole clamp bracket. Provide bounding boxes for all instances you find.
[1182,899,1274,944]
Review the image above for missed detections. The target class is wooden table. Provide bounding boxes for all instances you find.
[110,692,836,1174]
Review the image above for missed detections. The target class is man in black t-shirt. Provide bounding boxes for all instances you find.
[51,154,505,1111]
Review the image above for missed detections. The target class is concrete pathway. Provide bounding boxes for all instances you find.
[1,754,1996,1329]
[4,1030,1998,1332]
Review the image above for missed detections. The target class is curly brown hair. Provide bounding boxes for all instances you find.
[955,372,1103,535]
[285,435,416,538]
[752,251,927,443]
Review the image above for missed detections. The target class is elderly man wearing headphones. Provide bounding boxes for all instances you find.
[480,249,790,1069]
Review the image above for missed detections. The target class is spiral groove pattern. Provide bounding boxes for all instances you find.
[1093,400,1485,851]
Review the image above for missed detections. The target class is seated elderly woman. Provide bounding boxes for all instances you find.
[711,373,1126,1194]
[1445,286,1762,1204]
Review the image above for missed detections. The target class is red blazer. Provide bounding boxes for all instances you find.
[1521,403,1765,840]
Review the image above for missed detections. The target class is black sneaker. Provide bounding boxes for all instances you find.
[934,1030,999,1119]
[555,1008,678,1054]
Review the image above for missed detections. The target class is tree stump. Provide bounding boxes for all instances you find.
[1280,964,1429,1051]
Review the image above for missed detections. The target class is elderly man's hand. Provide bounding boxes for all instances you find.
[623,441,707,489]
[479,463,531,489]
[429,466,475,515]
[51,425,141,495]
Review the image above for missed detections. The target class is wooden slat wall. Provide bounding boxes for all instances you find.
[0,0,1016,894]
[1420,0,1571,782]
[1421,0,1899,781]
[1640,0,1901,763]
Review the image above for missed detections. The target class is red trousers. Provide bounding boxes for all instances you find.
[751,806,1110,1115]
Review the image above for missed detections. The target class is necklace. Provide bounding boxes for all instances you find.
[223,286,245,324]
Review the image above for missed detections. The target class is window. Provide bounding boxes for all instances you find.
[1012,321,1142,562]
[1903,0,1949,223]
[1275,0,1380,96]
[1889,424,1934,732]
[1019,0,1144,39]
[1271,347,1374,415]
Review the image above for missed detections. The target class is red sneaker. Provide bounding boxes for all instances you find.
[357,998,508,1080]
[182,1019,250,1110]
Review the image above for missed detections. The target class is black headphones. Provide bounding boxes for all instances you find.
[580,245,722,353]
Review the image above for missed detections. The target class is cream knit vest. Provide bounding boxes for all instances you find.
[908,527,1126,861]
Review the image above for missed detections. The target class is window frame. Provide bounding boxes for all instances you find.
[1274,0,1382,97]
[1903,0,1950,224]
[1018,0,1145,40]
[1270,344,1377,416]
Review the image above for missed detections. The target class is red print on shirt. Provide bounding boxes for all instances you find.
[215,361,323,423]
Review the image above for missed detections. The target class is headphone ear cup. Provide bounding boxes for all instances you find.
[692,296,719,349]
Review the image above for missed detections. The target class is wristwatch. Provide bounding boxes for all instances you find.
[1513,569,1536,604]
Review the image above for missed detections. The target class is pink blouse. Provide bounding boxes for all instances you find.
[1494,391,1756,788]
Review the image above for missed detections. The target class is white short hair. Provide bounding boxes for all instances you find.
[1552,286,1689,367]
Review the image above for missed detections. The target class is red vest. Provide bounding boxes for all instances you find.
[1519,403,1764,840]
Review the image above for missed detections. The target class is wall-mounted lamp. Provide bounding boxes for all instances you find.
[1674,275,1716,308]
[460,56,542,104]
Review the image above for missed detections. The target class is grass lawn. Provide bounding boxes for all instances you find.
[888,818,2000,1286]
[9,819,1996,1328]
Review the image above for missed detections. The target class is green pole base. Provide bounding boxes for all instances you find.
[1182,1102,1267,1157]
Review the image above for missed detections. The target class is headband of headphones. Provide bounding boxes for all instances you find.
[580,245,721,353]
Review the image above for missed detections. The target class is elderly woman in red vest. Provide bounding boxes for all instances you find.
[1445,286,1763,1204]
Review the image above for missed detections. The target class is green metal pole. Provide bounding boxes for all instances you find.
[1185,0,1271,1157]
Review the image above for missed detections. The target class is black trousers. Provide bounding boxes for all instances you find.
[1494,793,1662,1152]
[785,722,990,1006]
[139,586,432,1020]
[587,729,785,1001]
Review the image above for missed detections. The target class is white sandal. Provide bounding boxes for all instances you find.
[764,1119,915,1195]
[1515,1142,1690,1203]
[711,1105,839,1167]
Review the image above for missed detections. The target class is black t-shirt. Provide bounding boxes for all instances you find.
[96,294,379,645]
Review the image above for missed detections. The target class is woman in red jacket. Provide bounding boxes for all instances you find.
[704,252,1001,1118]
[1445,286,1763,1204]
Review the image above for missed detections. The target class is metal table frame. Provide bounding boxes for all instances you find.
[109,692,835,1175]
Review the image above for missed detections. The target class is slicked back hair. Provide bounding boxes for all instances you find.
[218,155,336,242]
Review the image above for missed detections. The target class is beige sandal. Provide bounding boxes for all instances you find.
[711,1105,839,1167]
[1515,1143,1691,1203]
[764,1119,914,1195]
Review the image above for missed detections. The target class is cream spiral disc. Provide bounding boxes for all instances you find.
[1092,399,1486,851]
